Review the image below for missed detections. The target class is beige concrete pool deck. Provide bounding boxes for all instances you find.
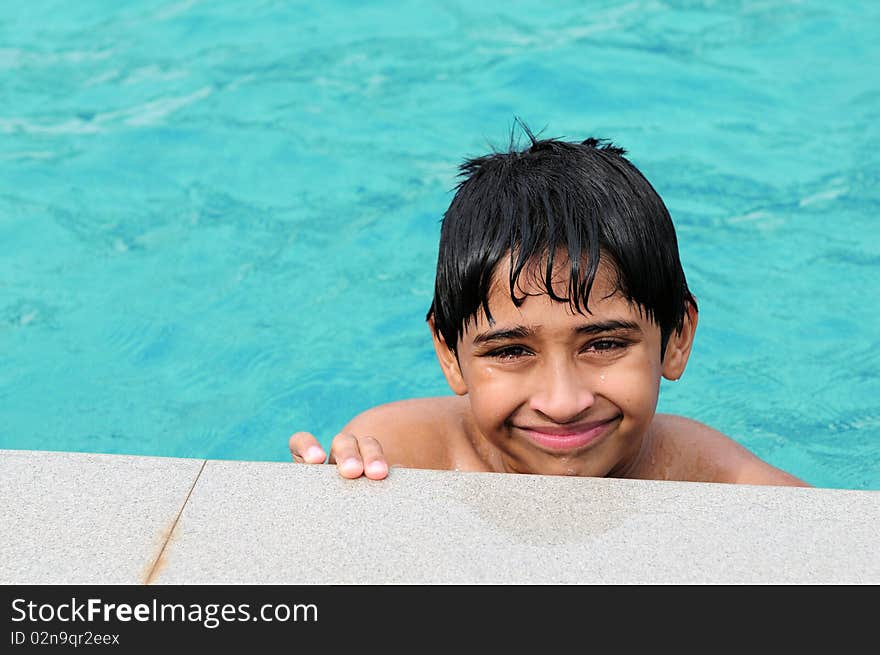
[1,449,877,585]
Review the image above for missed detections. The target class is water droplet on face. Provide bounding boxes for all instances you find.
[599,374,606,383]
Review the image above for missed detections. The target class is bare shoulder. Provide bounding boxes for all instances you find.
[646,414,811,487]
[340,396,469,469]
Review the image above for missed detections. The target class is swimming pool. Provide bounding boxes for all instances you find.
[2,0,878,490]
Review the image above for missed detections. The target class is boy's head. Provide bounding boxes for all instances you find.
[424,126,700,476]
[428,127,696,359]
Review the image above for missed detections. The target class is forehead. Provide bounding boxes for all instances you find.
[490,251,618,303]
[479,252,645,325]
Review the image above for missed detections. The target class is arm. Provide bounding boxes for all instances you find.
[289,398,452,480]
[651,414,812,487]
[730,456,811,487]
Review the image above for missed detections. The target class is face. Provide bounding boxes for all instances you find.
[432,254,696,477]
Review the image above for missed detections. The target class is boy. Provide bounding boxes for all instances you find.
[290,126,808,487]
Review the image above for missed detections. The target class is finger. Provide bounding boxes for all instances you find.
[330,433,365,479]
[289,432,327,464]
[356,436,388,480]
[289,431,324,463]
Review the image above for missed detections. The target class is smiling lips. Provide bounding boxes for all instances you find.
[518,416,620,452]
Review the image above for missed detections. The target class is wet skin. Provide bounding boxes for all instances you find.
[289,255,809,487]
[429,255,693,478]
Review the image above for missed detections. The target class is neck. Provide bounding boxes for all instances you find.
[608,422,654,479]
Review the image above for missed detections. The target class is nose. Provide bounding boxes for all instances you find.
[528,359,595,423]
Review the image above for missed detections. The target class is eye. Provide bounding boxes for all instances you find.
[585,339,628,353]
[485,345,532,361]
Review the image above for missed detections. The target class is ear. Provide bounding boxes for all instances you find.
[427,315,468,395]
[662,300,698,381]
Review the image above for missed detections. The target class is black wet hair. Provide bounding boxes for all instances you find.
[427,121,697,359]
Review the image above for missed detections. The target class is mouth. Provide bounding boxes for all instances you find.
[516,415,621,452]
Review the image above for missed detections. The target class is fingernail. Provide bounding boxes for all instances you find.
[342,458,360,470]
[367,461,387,477]
[307,447,325,462]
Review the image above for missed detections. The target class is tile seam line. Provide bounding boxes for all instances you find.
[144,458,207,585]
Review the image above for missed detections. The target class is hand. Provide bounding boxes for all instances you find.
[288,431,389,480]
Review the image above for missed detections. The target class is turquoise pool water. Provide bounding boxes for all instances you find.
[2,1,878,489]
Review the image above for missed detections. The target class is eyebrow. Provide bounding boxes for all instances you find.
[472,320,643,345]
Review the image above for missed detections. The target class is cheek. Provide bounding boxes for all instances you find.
[599,359,661,413]
[464,365,524,425]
